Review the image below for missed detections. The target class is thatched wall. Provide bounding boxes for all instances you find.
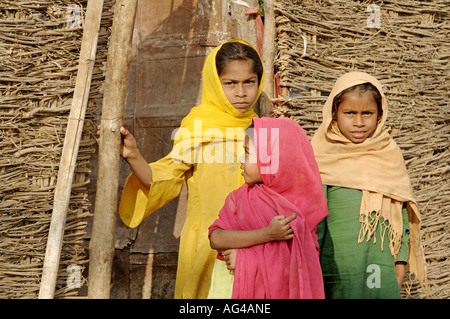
[273,0,449,298]
[0,0,113,298]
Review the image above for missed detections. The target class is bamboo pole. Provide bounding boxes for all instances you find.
[38,0,104,299]
[261,0,276,116]
[88,0,138,299]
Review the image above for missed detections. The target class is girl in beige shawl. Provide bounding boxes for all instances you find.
[312,72,426,298]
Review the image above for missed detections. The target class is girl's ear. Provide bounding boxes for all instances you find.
[331,94,342,121]
[377,110,383,124]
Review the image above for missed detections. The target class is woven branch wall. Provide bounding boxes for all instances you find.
[0,0,113,298]
[273,0,449,298]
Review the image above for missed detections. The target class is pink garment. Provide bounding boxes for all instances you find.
[209,117,328,299]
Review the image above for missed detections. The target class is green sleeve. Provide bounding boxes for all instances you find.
[316,185,328,250]
[395,203,410,264]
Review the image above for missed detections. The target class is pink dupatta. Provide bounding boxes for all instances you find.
[209,118,328,299]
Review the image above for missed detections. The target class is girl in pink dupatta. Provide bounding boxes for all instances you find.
[208,117,328,299]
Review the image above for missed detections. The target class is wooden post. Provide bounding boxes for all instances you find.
[38,0,104,299]
[88,0,137,299]
[261,0,276,116]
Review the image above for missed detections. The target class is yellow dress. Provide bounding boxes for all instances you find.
[119,39,265,298]
[207,259,234,299]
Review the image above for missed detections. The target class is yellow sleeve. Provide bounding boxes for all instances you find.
[119,152,192,228]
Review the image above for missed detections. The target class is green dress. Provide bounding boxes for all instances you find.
[317,186,410,299]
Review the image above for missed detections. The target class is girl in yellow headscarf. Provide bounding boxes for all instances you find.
[118,39,265,298]
[312,72,426,298]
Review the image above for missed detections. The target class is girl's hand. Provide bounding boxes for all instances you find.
[265,213,296,242]
[119,127,139,160]
[97,125,139,160]
[395,262,406,290]
[97,125,152,186]
[222,249,237,270]
[97,125,138,160]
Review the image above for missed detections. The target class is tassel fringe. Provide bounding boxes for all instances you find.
[358,210,402,259]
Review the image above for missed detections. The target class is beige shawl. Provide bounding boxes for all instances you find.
[311,72,426,282]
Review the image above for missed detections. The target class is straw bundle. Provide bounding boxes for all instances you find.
[0,0,113,298]
[273,0,449,298]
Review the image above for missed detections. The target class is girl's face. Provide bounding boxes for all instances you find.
[336,90,379,143]
[239,135,262,186]
[219,59,259,113]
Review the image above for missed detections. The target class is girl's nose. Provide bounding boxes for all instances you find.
[238,154,244,164]
[354,114,364,127]
[235,83,246,97]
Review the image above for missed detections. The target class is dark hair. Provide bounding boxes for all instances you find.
[216,42,263,85]
[245,123,255,142]
[332,83,383,120]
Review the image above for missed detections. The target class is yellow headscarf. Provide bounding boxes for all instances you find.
[171,38,264,163]
[311,72,426,282]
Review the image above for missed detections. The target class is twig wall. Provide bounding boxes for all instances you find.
[0,0,114,298]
